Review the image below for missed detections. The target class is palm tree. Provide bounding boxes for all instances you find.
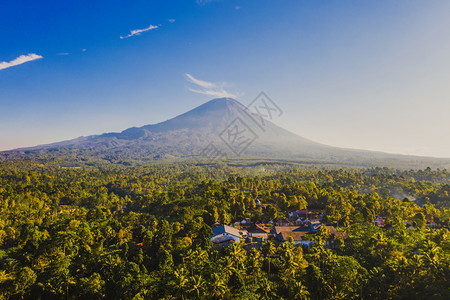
[189,275,205,299]
[279,244,296,277]
[256,276,275,300]
[208,273,228,299]
[227,242,246,271]
[421,245,441,271]
[293,281,310,300]
[409,254,422,276]
[184,249,208,276]
[262,241,276,275]
[173,268,188,300]
[55,230,79,257]
[221,257,236,280]
[246,248,263,287]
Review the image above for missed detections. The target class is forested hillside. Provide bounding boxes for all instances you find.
[0,161,449,299]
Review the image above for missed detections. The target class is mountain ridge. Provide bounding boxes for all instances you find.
[2,97,450,169]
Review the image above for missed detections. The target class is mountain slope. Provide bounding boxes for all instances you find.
[2,98,450,168]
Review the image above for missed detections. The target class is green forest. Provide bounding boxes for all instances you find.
[0,160,449,299]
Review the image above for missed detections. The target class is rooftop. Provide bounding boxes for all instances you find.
[212,225,242,237]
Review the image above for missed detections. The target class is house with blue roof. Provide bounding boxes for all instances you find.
[211,225,243,245]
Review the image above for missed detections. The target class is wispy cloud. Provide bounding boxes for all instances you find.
[120,24,159,39]
[57,52,69,56]
[168,19,176,23]
[0,53,43,71]
[186,73,216,89]
[185,73,237,98]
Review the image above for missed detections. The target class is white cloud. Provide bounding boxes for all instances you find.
[168,19,176,23]
[120,24,159,39]
[57,52,69,56]
[185,73,237,98]
[186,73,216,89]
[0,54,43,71]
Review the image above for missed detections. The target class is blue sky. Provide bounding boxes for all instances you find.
[1,0,450,157]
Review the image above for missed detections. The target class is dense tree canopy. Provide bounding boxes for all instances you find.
[0,160,449,299]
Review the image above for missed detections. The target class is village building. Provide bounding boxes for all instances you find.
[308,220,323,232]
[278,231,313,246]
[247,224,270,242]
[289,209,324,220]
[324,226,349,248]
[426,220,437,228]
[272,225,313,246]
[240,218,252,229]
[211,225,242,245]
[374,216,386,227]
[274,217,290,226]
[272,224,348,248]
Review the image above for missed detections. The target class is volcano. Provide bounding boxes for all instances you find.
[2,97,450,168]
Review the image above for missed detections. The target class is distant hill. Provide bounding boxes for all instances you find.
[2,97,450,169]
